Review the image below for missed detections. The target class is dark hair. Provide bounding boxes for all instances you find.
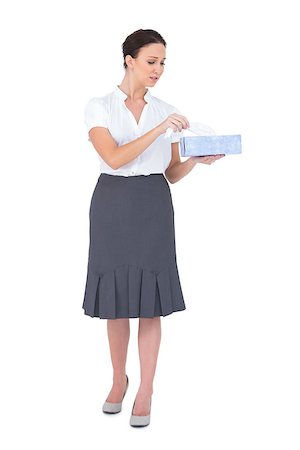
[122,29,166,69]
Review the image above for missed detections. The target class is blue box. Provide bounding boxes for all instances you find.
[180,134,242,157]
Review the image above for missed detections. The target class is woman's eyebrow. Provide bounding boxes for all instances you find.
[147,56,166,59]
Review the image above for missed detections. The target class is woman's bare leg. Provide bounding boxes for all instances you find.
[133,316,161,415]
[105,318,130,402]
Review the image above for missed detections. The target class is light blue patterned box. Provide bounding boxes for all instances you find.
[180,135,242,157]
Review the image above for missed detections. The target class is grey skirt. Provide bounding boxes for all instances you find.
[82,173,186,319]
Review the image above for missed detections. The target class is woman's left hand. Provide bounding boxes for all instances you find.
[192,154,226,164]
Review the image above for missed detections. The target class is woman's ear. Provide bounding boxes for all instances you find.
[125,54,134,69]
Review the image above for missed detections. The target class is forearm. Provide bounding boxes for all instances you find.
[167,157,198,183]
[111,125,163,169]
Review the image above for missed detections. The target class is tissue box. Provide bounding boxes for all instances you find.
[180,134,242,157]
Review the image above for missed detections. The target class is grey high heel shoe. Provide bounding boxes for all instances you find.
[130,396,152,427]
[102,374,129,414]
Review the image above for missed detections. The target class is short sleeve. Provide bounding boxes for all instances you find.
[84,97,108,138]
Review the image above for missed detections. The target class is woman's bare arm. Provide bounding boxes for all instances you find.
[88,125,163,170]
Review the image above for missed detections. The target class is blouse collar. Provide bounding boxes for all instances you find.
[115,85,152,102]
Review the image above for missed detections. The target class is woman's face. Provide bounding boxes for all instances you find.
[128,43,166,87]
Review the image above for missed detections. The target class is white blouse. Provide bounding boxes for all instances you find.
[84,85,183,176]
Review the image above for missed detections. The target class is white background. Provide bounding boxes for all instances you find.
[1,0,299,448]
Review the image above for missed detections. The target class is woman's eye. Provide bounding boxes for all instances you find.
[148,61,165,65]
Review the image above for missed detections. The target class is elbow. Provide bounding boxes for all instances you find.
[165,174,174,184]
[95,146,119,170]
[108,151,122,170]
[109,161,118,170]
[107,157,119,170]
[165,169,176,184]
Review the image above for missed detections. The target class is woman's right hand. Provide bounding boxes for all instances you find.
[158,113,190,135]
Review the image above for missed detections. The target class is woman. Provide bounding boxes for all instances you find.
[82,28,224,428]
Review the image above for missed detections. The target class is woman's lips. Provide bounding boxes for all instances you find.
[150,76,158,80]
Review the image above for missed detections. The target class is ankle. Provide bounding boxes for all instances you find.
[137,385,153,396]
[112,372,127,385]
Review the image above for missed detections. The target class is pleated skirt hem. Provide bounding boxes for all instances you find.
[82,261,186,319]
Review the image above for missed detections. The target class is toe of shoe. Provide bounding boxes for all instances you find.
[102,401,122,414]
[130,414,150,427]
